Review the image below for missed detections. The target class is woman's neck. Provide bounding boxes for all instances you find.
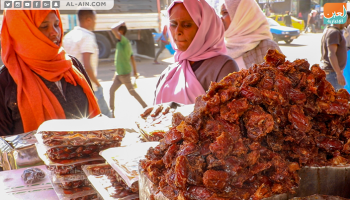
[189,61,195,65]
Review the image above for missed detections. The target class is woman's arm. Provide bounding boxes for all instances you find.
[111,21,126,40]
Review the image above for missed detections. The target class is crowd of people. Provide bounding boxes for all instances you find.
[1,0,350,135]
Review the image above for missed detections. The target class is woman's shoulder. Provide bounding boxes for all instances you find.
[206,54,235,63]
[243,39,281,67]
[202,55,238,71]
[257,39,280,51]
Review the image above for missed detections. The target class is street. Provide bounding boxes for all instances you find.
[98,32,324,121]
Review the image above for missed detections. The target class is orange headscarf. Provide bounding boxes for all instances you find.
[1,10,101,132]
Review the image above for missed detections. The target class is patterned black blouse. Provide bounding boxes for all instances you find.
[0,56,93,135]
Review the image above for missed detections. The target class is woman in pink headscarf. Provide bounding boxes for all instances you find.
[154,0,238,105]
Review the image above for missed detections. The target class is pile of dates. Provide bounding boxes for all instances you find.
[141,49,350,200]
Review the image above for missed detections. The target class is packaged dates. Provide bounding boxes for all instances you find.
[47,143,121,161]
[36,118,125,146]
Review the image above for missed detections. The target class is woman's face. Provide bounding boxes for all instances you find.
[221,4,231,31]
[169,3,198,52]
[38,11,61,46]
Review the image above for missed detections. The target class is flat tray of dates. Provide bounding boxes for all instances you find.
[139,50,350,200]
[135,102,194,142]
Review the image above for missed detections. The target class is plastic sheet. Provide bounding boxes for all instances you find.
[135,102,194,142]
[100,142,159,188]
[82,163,139,200]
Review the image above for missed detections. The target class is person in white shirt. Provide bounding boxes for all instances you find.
[63,9,112,117]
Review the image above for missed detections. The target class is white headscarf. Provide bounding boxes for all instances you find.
[224,0,273,59]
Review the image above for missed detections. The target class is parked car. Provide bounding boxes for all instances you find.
[268,14,305,32]
[267,18,300,44]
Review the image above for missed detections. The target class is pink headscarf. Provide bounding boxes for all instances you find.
[154,0,226,105]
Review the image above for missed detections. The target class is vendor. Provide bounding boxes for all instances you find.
[0,10,101,135]
[154,0,238,105]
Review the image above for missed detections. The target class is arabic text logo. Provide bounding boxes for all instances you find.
[324,3,347,24]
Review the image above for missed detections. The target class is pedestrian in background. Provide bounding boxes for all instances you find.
[154,25,169,64]
[320,12,350,91]
[342,19,350,92]
[0,10,100,135]
[284,11,292,27]
[221,0,281,70]
[63,9,112,117]
[110,21,147,117]
[306,8,317,33]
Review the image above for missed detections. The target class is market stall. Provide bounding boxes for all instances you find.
[1,50,350,200]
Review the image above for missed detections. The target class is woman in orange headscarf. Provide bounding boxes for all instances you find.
[0,10,101,135]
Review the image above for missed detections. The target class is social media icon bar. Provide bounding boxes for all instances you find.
[33,1,41,8]
[52,1,60,8]
[23,1,31,8]
[4,1,12,8]
[14,1,21,8]
[42,1,50,8]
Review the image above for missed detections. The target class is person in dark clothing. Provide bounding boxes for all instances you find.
[0,10,100,135]
[284,11,292,27]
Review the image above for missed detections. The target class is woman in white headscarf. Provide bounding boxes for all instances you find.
[221,0,281,70]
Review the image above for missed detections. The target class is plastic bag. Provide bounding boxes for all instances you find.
[22,167,46,184]
[82,164,139,200]
[100,142,159,188]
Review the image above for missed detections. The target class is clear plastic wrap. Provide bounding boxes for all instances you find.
[135,102,194,142]
[138,165,288,200]
[52,173,87,183]
[58,179,91,190]
[21,167,46,184]
[290,195,349,200]
[50,173,98,200]
[100,142,159,188]
[138,164,350,200]
[35,118,125,147]
[36,143,109,165]
[46,143,121,160]
[47,159,105,175]
[82,163,139,200]
[37,143,105,166]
